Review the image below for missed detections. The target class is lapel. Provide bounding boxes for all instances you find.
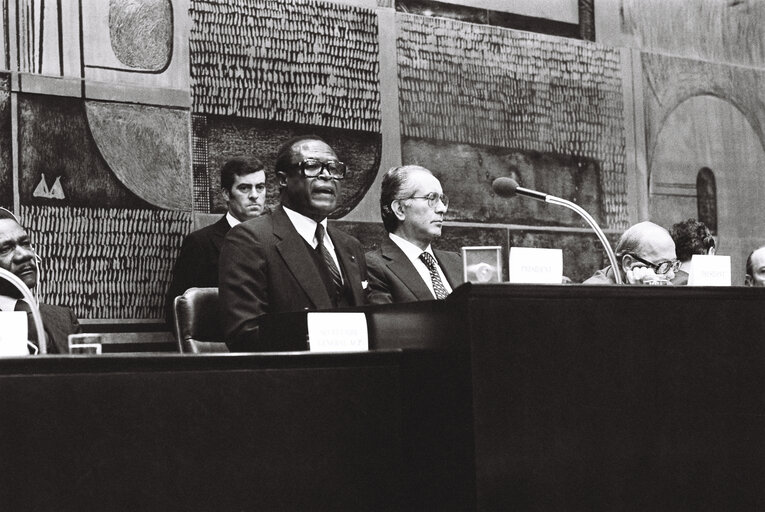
[38,303,67,354]
[381,238,434,300]
[434,249,462,288]
[272,207,333,309]
[211,215,231,253]
[328,225,364,305]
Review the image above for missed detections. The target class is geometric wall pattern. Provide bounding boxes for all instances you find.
[22,206,192,320]
[190,0,381,132]
[397,14,628,229]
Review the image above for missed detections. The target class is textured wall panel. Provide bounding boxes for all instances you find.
[85,101,192,211]
[109,0,173,71]
[397,14,627,229]
[190,0,381,132]
[22,205,192,320]
[0,74,11,209]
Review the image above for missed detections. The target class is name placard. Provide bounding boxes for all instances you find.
[687,255,731,286]
[509,247,563,284]
[307,312,369,352]
[0,311,29,356]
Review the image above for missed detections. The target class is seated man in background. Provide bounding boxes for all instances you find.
[219,135,369,351]
[0,208,80,353]
[745,245,765,287]
[583,221,679,285]
[669,218,716,285]
[366,165,463,303]
[165,156,267,324]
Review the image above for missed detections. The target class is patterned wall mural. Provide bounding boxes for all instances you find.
[0,0,646,323]
[189,0,382,216]
[397,13,627,230]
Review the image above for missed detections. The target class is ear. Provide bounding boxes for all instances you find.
[277,171,288,188]
[619,254,634,273]
[221,187,231,202]
[745,274,753,286]
[391,199,406,222]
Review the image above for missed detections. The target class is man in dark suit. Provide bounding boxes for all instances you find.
[165,156,266,323]
[366,165,463,304]
[0,208,80,354]
[219,135,369,351]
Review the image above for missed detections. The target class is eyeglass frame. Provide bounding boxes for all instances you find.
[402,192,449,208]
[296,158,346,179]
[624,253,680,275]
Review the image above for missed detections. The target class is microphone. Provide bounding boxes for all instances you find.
[492,177,547,201]
[491,177,623,284]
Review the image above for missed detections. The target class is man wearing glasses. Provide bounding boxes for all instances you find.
[366,165,463,303]
[583,221,680,285]
[219,135,369,351]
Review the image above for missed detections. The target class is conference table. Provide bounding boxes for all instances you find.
[1,284,764,511]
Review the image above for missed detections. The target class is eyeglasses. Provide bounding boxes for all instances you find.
[404,192,449,208]
[297,159,346,179]
[626,253,681,275]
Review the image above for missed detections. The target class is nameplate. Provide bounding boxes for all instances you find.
[0,312,29,356]
[307,312,369,352]
[687,255,731,286]
[509,247,563,284]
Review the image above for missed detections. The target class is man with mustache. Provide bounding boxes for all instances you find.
[219,135,369,351]
[165,156,266,324]
[0,208,80,353]
[366,165,463,303]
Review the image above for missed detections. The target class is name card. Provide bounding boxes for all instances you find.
[509,247,563,284]
[0,312,29,356]
[687,255,731,286]
[307,312,368,352]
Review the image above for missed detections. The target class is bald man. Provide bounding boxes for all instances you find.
[745,245,765,287]
[583,221,680,285]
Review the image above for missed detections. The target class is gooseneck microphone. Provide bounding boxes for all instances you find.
[492,177,623,284]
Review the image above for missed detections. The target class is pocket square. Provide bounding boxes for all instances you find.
[361,280,369,290]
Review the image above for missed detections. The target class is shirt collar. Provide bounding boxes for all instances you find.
[282,206,330,248]
[225,212,241,228]
[389,232,433,262]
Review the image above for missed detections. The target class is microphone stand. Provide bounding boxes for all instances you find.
[543,195,623,284]
[0,267,46,353]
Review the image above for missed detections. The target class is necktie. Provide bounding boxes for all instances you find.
[420,252,449,300]
[15,300,40,347]
[315,223,343,295]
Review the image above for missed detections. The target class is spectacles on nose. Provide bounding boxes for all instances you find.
[626,253,680,275]
[297,158,346,179]
[404,192,449,208]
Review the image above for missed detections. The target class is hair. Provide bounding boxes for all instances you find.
[670,218,715,262]
[220,156,265,192]
[274,134,328,176]
[380,165,433,233]
[746,245,765,277]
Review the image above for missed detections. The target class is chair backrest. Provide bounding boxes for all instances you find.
[173,287,228,353]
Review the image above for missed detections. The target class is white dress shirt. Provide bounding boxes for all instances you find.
[283,206,343,283]
[388,233,452,299]
[226,212,241,228]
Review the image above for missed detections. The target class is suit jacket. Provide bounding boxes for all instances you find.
[365,237,464,304]
[165,215,230,323]
[219,206,368,351]
[39,303,81,354]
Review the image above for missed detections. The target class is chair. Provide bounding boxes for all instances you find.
[173,287,228,353]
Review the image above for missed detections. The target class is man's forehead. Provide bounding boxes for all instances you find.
[0,218,25,237]
[233,170,266,184]
[293,139,335,158]
[752,248,765,267]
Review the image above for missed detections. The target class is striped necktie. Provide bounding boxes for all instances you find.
[315,223,343,294]
[420,252,448,300]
